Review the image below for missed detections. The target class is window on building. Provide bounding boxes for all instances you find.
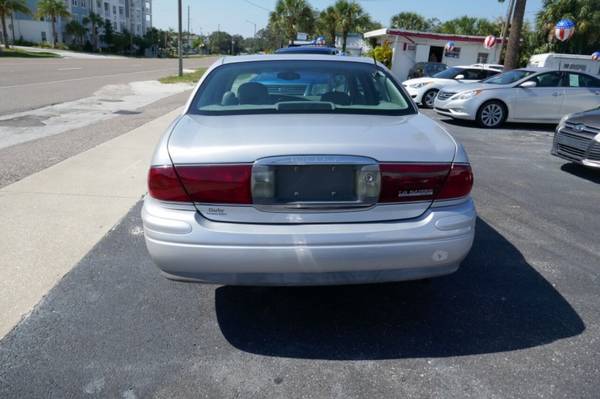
[444,47,461,59]
[97,0,101,9]
[476,53,489,64]
[119,6,124,16]
[41,31,47,42]
[113,5,116,14]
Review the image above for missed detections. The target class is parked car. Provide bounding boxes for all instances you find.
[552,107,600,168]
[275,46,341,55]
[142,54,476,286]
[434,68,600,128]
[403,65,502,108]
[407,62,448,80]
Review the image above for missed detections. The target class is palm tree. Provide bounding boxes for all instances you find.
[269,0,314,45]
[536,0,600,55]
[65,20,86,46]
[82,12,103,51]
[390,12,431,31]
[333,0,370,53]
[0,0,30,49]
[317,6,337,46]
[36,0,70,48]
[504,0,526,70]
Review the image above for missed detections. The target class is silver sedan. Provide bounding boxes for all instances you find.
[434,68,600,128]
[142,54,476,286]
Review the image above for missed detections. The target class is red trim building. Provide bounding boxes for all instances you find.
[364,28,504,80]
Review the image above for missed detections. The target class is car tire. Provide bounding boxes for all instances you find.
[421,89,439,108]
[476,100,507,128]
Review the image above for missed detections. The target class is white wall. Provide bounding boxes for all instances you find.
[8,18,61,44]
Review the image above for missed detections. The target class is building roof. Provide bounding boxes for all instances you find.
[364,28,504,44]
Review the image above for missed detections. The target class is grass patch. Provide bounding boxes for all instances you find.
[159,68,207,84]
[0,47,60,58]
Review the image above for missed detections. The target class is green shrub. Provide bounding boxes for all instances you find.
[367,41,393,69]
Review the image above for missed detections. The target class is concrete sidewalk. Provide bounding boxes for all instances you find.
[0,108,181,338]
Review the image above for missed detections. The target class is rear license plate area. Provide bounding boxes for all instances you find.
[275,165,357,202]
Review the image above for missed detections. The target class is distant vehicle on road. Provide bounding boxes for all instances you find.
[143,54,476,286]
[407,62,447,79]
[552,108,600,168]
[434,68,600,128]
[275,46,341,55]
[403,65,502,108]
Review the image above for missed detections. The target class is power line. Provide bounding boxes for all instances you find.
[242,0,271,12]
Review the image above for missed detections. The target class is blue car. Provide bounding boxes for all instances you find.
[275,46,342,56]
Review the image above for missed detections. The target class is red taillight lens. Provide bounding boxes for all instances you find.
[148,166,190,202]
[436,164,473,200]
[379,163,451,203]
[175,164,252,204]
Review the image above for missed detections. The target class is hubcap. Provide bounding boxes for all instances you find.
[424,91,437,107]
[481,104,503,127]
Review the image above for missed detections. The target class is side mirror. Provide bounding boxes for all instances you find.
[455,74,465,80]
[520,81,537,88]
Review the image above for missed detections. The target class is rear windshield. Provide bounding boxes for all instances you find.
[189,60,414,116]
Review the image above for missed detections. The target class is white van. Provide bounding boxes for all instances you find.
[528,53,600,76]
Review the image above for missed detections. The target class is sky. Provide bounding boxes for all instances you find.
[152,0,545,38]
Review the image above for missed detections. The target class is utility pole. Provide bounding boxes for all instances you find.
[504,0,527,70]
[187,5,191,49]
[498,0,515,64]
[178,0,183,76]
[246,20,256,38]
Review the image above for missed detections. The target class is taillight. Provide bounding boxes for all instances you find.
[379,163,451,203]
[175,164,252,204]
[436,164,473,200]
[148,166,190,202]
[379,163,472,203]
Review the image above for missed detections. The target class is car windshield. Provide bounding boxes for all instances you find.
[483,69,535,84]
[425,63,447,75]
[190,60,413,116]
[432,67,464,79]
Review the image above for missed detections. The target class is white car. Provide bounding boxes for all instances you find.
[403,65,502,108]
[434,68,600,128]
[142,54,476,286]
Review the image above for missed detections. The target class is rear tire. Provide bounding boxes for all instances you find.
[421,89,439,108]
[476,100,507,128]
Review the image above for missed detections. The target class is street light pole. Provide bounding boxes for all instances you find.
[177,0,183,77]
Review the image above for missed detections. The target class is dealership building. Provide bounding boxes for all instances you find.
[364,28,504,80]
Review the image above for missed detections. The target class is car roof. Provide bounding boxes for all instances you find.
[221,54,379,66]
[275,46,338,54]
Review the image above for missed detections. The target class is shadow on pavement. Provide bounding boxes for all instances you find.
[437,116,556,133]
[215,218,584,360]
[561,162,600,184]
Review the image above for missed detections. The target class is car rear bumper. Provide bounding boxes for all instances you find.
[142,196,476,286]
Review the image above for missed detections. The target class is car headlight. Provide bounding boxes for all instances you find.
[408,82,433,89]
[557,114,570,129]
[451,90,482,100]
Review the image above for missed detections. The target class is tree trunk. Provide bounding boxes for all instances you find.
[51,17,57,48]
[342,30,348,53]
[329,28,336,47]
[1,12,10,49]
[504,0,526,70]
[92,23,97,50]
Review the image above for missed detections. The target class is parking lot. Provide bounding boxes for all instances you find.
[1,109,599,398]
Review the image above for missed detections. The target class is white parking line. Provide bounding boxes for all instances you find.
[57,67,83,71]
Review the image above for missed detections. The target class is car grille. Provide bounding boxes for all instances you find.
[267,85,307,96]
[437,91,456,101]
[555,122,600,161]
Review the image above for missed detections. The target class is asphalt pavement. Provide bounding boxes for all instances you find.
[0,110,599,398]
[0,56,217,115]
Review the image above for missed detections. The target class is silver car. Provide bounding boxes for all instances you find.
[142,54,476,286]
[434,68,600,128]
[552,108,600,168]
